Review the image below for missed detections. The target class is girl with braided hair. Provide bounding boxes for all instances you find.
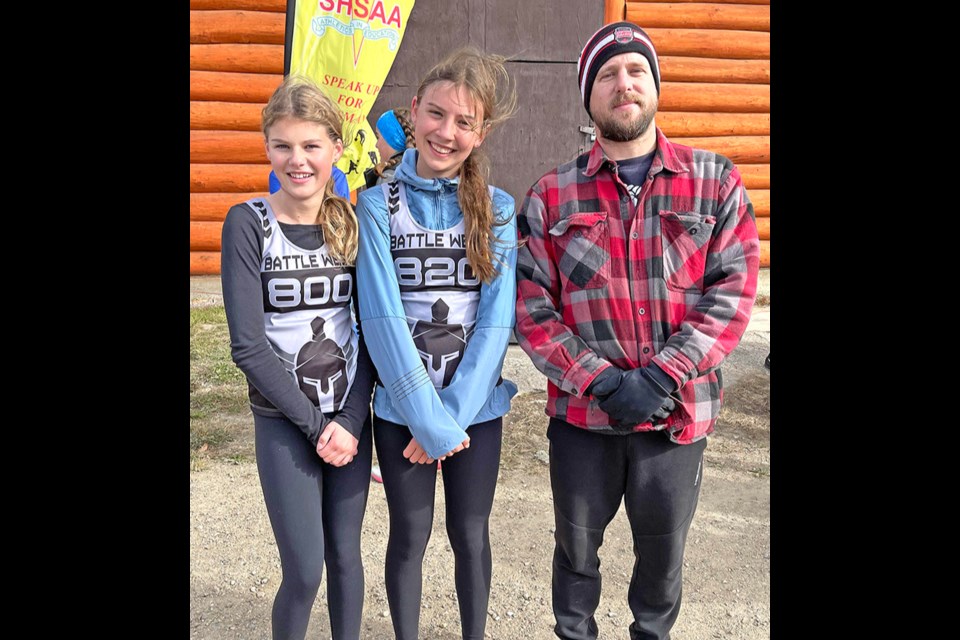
[355,47,519,640]
[363,107,416,190]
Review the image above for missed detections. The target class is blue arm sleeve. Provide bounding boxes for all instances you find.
[355,190,468,459]
[333,167,350,199]
[436,195,518,429]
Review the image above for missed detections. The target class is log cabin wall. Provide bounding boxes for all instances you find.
[190,1,768,273]
[605,0,770,267]
[190,0,287,275]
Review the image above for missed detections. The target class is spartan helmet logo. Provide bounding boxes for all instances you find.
[294,316,349,410]
[412,298,467,389]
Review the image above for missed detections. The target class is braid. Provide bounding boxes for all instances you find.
[459,152,497,283]
[378,108,417,175]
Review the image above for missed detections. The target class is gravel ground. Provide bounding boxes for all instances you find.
[190,275,770,639]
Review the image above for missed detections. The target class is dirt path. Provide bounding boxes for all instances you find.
[190,270,770,639]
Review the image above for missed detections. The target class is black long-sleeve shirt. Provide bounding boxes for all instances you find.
[220,202,375,444]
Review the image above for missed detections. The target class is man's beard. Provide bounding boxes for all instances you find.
[594,93,658,142]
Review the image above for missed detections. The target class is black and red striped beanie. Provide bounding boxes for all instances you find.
[577,21,661,117]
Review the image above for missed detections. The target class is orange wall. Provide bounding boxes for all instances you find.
[190,1,771,272]
[189,0,286,275]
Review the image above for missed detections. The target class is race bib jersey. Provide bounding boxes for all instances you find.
[382,180,481,389]
[247,198,358,413]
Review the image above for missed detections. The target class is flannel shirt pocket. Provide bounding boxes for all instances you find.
[658,211,716,292]
[548,212,610,290]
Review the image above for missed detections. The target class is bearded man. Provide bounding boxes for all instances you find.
[514,22,761,640]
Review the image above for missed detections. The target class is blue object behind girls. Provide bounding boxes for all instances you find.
[269,168,350,198]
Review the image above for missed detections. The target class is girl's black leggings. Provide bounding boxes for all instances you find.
[374,415,503,640]
[255,413,372,640]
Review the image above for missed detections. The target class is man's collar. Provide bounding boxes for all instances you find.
[583,127,687,178]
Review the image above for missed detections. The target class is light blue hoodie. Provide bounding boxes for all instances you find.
[355,149,518,459]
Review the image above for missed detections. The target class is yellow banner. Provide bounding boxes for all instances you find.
[289,0,416,191]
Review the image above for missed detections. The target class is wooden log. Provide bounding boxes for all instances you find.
[626,3,769,31]
[659,56,769,84]
[669,135,769,164]
[192,164,271,193]
[605,0,626,23]
[192,221,226,251]
[749,189,769,217]
[190,10,285,44]
[756,216,769,240]
[644,28,769,59]
[759,240,769,267]
[191,0,286,10]
[192,131,270,163]
[658,82,769,113]
[191,70,283,103]
[191,251,222,276]
[192,192,267,221]
[737,164,769,189]
[656,112,769,137]
[191,101,265,131]
[190,44,284,73]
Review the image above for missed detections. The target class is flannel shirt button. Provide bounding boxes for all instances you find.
[690,228,698,235]
[643,347,650,354]
[638,307,646,315]
[574,231,582,238]
[631,232,639,239]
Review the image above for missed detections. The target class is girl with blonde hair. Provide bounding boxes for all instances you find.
[220,75,376,640]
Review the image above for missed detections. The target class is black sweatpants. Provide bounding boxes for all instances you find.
[548,418,706,640]
[374,416,503,640]
[254,413,373,640]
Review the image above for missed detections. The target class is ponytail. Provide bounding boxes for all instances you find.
[319,177,358,264]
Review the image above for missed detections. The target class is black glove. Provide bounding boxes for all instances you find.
[586,366,623,401]
[598,365,677,426]
[649,397,676,422]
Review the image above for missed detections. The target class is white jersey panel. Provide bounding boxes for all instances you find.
[248,198,358,413]
[382,181,481,389]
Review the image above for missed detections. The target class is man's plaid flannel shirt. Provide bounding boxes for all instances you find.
[515,129,760,444]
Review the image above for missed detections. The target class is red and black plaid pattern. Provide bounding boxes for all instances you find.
[515,129,760,444]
